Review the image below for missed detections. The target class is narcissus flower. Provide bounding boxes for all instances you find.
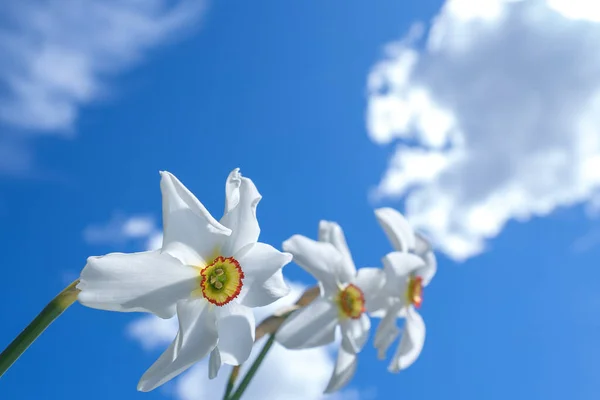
[371,207,437,373]
[275,221,384,393]
[77,169,292,391]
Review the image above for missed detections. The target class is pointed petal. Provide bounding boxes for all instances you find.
[77,251,197,319]
[208,347,221,380]
[215,302,256,366]
[236,242,292,307]
[375,207,415,252]
[376,325,400,360]
[282,235,343,296]
[341,313,370,354]
[160,171,231,265]
[137,299,218,391]
[275,298,338,349]
[239,268,291,308]
[324,346,358,394]
[220,170,262,257]
[224,168,241,214]
[416,251,437,287]
[318,220,356,282]
[389,307,425,372]
[414,233,432,257]
[382,252,425,288]
[353,267,386,312]
[374,303,403,358]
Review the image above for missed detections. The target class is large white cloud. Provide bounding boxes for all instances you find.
[127,282,361,400]
[367,0,600,260]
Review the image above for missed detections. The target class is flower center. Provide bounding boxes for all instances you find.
[407,275,423,308]
[200,256,244,306]
[336,284,365,320]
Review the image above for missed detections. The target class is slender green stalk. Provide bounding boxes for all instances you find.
[0,280,80,377]
[228,334,276,400]
[222,365,240,400]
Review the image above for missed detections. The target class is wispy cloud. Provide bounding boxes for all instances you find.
[0,0,207,174]
[367,0,600,260]
[0,0,206,132]
[83,213,161,249]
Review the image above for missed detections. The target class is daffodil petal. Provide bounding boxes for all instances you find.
[318,220,356,282]
[239,269,290,308]
[389,307,425,373]
[353,267,386,312]
[416,251,437,287]
[374,303,403,357]
[137,299,218,391]
[376,325,400,360]
[160,171,231,265]
[235,242,292,307]
[77,251,198,319]
[216,302,255,366]
[220,170,262,257]
[341,313,370,354]
[382,251,425,288]
[208,347,221,380]
[275,298,338,349]
[375,207,415,252]
[324,346,358,394]
[282,235,343,296]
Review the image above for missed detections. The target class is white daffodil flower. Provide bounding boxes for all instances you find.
[77,169,292,391]
[275,221,384,393]
[371,207,437,373]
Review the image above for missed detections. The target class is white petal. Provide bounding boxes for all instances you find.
[389,307,425,373]
[220,171,262,257]
[282,235,343,296]
[382,252,425,289]
[77,251,197,319]
[224,168,241,214]
[341,313,370,354]
[160,171,231,265]
[275,298,338,349]
[324,346,358,394]
[414,232,432,257]
[374,303,403,357]
[208,347,221,380]
[137,299,218,391]
[415,251,437,287]
[318,220,356,282]
[352,267,385,312]
[239,268,291,308]
[375,207,415,252]
[236,242,292,307]
[215,302,255,366]
[376,325,400,360]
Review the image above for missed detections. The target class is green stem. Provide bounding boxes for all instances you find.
[223,365,240,400]
[228,334,276,400]
[0,280,80,378]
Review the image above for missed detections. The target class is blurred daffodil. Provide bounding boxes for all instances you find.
[275,221,383,393]
[371,208,437,373]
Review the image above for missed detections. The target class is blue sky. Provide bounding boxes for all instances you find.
[1,0,600,399]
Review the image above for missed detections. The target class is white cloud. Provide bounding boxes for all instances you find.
[83,213,160,246]
[367,0,600,260]
[0,0,206,133]
[127,282,361,399]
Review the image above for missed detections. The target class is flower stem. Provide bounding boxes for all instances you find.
[228,334,276,400]
[223,365,240,399]
[0,280,80,378]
